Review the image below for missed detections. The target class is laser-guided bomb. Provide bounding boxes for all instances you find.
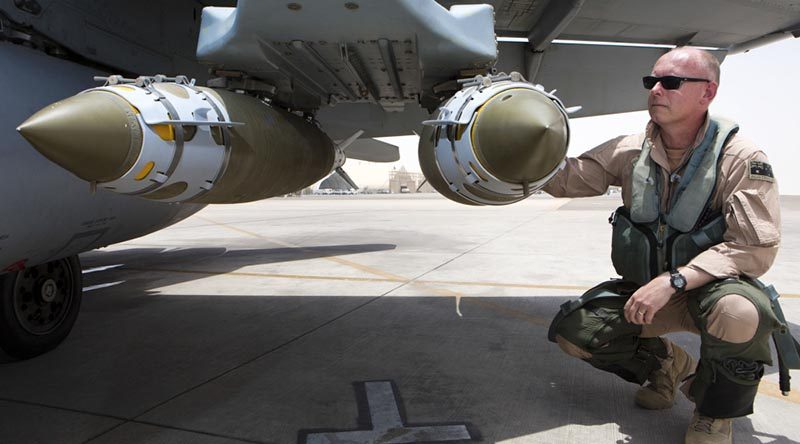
[17,75,340,204]
[419,72,576,206]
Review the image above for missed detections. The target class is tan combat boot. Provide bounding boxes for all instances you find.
[684,412,732,444]
[634,340,695,410]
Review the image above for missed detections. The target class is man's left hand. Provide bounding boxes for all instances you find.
[624,273,674,325]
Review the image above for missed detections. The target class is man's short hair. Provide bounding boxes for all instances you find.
[672,46,721,83]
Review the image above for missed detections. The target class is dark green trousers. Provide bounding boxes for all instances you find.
[553,278,782,418]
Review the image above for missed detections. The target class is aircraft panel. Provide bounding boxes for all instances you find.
[495,41,667,118]
[0,42,203,271]
[561,0,800,47]
[0,0,209,80]
[437,0,547,34]
[438,0,800,48]
[196,0,496,110]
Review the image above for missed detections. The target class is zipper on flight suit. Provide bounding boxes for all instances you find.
[660,158,690,272]
[656,216,668,273]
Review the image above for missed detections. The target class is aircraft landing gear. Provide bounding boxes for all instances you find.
[0,256,82,359]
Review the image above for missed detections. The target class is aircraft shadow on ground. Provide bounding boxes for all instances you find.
[0,289,796,443]
[1,246,797,444]
[81,243,398,269]
[78,243,397,294]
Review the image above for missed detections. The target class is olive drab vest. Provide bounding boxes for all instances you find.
[610,117,740,285]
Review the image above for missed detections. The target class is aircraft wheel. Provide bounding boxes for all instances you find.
[0,256,82,359]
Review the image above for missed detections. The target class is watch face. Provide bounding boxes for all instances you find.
[672,273,686,290]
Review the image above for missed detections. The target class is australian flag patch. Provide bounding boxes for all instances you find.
[749,160,775,182]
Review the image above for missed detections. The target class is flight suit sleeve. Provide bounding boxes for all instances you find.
[542,136,636,198]
[687,151,780,279]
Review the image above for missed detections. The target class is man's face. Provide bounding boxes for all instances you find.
[647,53,715,127]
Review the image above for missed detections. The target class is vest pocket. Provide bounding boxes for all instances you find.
[669,215,725,269]
[610,208,655,285]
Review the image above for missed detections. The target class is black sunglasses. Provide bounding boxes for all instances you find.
[642,75,710,90]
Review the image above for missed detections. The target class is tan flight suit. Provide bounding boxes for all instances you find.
[544,115,783,418]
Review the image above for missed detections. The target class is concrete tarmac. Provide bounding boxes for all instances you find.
[1,194,798,444]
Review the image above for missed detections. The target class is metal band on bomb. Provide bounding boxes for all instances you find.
[420,72,573,206]
[89,76,239,203]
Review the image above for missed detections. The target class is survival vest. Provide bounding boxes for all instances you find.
[609,117,739,285]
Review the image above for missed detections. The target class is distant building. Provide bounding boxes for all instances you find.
[388,166,434,193]
[319,170,357,194]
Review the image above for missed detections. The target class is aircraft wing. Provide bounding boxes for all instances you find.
[454,0,800,49]
[195,0,800,121]
[446,0,800,117]
[3,0,797,121]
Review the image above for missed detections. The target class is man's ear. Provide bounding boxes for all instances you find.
[702,82,718,104]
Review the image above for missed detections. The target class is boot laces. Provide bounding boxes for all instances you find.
[692,415,716,434]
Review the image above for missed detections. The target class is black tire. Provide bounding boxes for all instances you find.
[0,256,82,359]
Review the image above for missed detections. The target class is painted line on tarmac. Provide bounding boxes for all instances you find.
[82,264,125,274]
[83,281,125,292]
[464,298,552,327]
[124,267,405,284]
[122,266,593,294]
[758,380,800,403]
[422,279,588,291]
[194,216,403,281]
[194,216,463,299]
[192,215,800,300]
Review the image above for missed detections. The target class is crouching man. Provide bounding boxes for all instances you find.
[545,47,783,444]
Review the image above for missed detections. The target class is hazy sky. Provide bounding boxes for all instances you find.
[344,37,800,194]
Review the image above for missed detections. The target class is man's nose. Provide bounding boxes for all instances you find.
[650,81,665,96]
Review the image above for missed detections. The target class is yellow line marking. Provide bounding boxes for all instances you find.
[125,267,405,284]
[423,279,589,291]
[152,215,800,300]
[195,216,404,279]
[758,379,800,403]
[465,298,551,327]
[122,266,594,294]
[193,216,461,298]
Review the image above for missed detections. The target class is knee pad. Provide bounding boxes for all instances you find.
[689,357,763,418]
[548,280,639,349]
[554,303,666,384]
[706,294,759,343]
[548,280,666,384]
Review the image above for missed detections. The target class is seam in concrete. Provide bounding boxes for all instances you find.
[0,397,266,444]
[125,295,385,424]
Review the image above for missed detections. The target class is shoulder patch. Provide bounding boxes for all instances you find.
[748,160,774,182]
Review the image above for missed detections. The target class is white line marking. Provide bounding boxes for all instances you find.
[83,281,125,292]
[82,264,124,274]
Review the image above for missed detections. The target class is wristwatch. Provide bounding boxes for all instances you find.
[670,269,687,293]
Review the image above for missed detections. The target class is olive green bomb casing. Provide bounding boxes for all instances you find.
[471,88,568,184]
[419,73,570,206]
[17,91,143,184]
[17,79,337,204]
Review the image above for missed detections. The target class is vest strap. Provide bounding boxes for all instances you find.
[666,118,738,232]
[669,120,719,210]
